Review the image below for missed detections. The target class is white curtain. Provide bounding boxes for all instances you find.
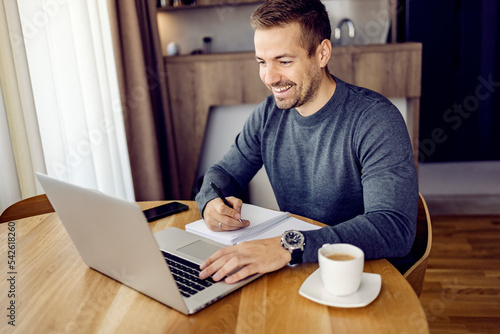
[0,84,23,210]
[1,0,134,212]
[0,0,47,212]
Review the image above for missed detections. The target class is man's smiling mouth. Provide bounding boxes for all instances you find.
[273,85,292,93]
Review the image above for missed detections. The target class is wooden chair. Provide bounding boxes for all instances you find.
[404,193,433,297]
[0,194,55,224]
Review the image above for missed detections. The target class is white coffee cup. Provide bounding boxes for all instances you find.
[318,243,364,296]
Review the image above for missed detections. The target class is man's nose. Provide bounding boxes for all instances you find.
[262,65,281,86]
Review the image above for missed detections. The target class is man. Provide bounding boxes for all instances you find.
[196,0,418,284]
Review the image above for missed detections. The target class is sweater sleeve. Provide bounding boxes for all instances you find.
[301,102,418,263]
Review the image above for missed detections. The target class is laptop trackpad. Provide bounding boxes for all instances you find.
[177,240,223,262]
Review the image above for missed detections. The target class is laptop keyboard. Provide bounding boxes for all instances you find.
[162,251,216,298]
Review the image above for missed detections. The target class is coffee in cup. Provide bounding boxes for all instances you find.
[326,253,356,261]
[318,243,364,296]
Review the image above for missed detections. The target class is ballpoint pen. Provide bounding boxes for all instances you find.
[209,181,244,224]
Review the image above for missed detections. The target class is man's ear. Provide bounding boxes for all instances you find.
[317,39,332,68]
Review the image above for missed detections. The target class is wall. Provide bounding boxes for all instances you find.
[404,0,500,162]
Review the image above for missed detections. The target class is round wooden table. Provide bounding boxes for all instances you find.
[0,200,429,333]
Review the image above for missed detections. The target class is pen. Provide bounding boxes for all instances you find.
[210,181,244,225]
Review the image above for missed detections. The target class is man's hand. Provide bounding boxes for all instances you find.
[199,236,291,284]
[204,197,250,231]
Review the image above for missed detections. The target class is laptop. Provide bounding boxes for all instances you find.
[36,173,262,315]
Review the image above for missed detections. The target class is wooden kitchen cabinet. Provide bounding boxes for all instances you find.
[165,52,267,198]
[165,42,422,198]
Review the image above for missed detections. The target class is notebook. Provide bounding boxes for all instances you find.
[35,173,263,315]
[185,203,321,245]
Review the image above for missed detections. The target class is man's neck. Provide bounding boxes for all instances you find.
[296,74,337,117]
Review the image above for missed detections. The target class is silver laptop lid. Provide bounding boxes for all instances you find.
[36,173,189,314]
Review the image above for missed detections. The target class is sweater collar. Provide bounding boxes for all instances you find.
[290,75,346,127]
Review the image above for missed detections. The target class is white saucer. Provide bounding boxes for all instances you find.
[299,269,382,308]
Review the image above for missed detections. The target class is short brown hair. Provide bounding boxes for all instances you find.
[250,0,332,57]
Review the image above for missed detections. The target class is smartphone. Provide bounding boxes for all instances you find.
[143,202,189,222]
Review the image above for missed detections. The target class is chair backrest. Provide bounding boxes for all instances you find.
[195,104,279,210]
[404,193,432,297]
[0,194,55,223]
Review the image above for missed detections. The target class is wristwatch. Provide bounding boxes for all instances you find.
[281,230,305,266]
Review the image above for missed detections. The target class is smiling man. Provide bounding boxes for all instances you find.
[195,0,418,284]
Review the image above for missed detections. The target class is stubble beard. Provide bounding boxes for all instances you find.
[272,68,322,111]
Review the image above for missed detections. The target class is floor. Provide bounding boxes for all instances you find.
[418,161,500,333]
[420,214,500,334]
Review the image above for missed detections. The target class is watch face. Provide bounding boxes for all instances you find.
[285,231,304,248]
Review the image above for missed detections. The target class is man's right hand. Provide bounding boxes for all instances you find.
[203,197,250,231]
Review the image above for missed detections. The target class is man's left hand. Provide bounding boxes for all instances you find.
[199,236,291,283]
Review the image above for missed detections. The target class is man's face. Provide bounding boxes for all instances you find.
[254,23,323,113]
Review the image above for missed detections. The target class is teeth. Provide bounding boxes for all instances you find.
[274,85,291,93]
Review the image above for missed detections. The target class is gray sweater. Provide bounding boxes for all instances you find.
[196,76,418,266]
